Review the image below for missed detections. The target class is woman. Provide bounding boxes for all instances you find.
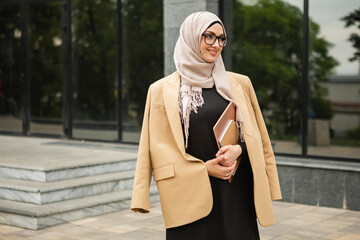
[131,11,281,240]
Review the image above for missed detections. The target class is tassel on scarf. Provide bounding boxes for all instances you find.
[179,86,204,148]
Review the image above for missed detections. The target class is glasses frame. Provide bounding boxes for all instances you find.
[201,33,228,47]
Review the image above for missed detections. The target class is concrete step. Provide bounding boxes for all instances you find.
[0,136,157,230]
[0,186,159,230]
[0,158,137,183]
[0,170,136,204]
[0,137,138,182]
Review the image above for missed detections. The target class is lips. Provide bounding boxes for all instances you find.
[208,49,217,56]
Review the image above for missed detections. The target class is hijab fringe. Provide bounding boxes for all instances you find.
[179,86,205,148]
[236,120,245,143]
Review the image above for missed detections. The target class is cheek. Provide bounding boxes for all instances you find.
[200,43,207,59]
[217,48,223,57]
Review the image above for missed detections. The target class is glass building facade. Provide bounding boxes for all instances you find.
[0,0,163,143]
[230,0,360,161]
[0,0,359,161]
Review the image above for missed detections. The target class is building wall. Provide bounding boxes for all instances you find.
[319,77,360,136]
[163,0,219,75]
[277,156,360,211]
[321,81,360,103]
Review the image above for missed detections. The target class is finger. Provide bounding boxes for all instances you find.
[211,155,224,164]
[231,160,237,167]
[221,170,233,180]
[226,161,237,174]
[222,165,236,176]
[217,145,231,156]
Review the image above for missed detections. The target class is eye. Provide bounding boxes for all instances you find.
[204,34,214,39]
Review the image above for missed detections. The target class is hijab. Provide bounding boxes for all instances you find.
[174,11,245,148]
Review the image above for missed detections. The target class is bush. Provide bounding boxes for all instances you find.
[346,126,360,139]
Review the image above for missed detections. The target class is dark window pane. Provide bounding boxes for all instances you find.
[72,0,117,141]
[232,0,302,154]
[0,5,22,133]
[121,0,163,142]
[29,1,62,135]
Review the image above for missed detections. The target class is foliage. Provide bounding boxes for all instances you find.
[310,84,333,119]
[341,7,360,62]
[121,0,163,124]
[72,0,117,121]
[0,0,163,130]
[28,2,62,120]
[0,5,21,117]
[72,0,163,124]
[232,0,338,134]
[346,126,360,140]
[331,137,360,147]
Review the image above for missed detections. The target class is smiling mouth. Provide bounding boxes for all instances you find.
[208,49,217,56]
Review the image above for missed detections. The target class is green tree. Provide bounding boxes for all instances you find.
[72,0,117,121]
[29,2,62,120]
[0,5,21,117]
[122,0,163,124]
[72,0,163,126]
[232,0,337,136]
[341,7,360,62]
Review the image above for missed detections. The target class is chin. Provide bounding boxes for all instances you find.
[204,55,218,63]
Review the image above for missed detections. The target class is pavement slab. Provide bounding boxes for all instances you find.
[1,201,359,240]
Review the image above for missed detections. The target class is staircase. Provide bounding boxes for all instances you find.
[0,136,159,230]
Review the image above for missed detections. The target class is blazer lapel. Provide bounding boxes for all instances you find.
[162,72,186,155]
[228,74,254,137]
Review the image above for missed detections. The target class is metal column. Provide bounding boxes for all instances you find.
[301,0,309,156]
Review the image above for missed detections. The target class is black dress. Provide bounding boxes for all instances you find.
[166,87,260,240]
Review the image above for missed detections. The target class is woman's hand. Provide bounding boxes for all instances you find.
[216,145,242,167]
[205,155,237,180]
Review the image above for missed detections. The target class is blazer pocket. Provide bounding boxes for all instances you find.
[153,164,175,182]
[152,103,165,111]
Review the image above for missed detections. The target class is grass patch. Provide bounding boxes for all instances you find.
[331,138,360,147]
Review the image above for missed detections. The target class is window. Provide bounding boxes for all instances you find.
[232,0,360,160]
[0,4,22,133]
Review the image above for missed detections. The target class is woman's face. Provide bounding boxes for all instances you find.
[200,23,225,63]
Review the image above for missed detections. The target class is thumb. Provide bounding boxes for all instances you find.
[212,155,223,164]
[216,145,231,157]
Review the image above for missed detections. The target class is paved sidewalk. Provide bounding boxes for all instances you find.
[1,201,359,240]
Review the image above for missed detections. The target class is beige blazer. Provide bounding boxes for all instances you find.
[131,71,282,229]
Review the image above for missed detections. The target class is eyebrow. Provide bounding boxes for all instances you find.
[204,31,225,37]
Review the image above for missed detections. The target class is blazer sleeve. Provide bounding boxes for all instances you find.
[131,86,153,213]
[248,79,282,201]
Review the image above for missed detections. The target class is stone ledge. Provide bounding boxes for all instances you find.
[0,185,158,218]
[42,141,139,153]
[276,156,360,172]
[0,193,160,230]
[0,171,134,192]
[0,171,140,204]
[276,156,360,211]
[0,154,137,172]
[0,136,138,172]
[0,160,137,182]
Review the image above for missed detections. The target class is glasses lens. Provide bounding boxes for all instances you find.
[204,34,216,45]
[221,38,227,47]
[203,34,227,47]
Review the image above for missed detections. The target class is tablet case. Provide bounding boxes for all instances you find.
[213,102,241,183]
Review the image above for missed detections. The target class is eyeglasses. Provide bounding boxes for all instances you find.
[202,33,228,47]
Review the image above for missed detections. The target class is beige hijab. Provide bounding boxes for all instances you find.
[174,11,245,148]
